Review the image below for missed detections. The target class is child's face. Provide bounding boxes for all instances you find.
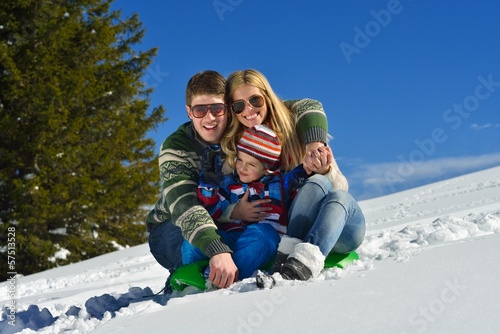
[235,151,266,183]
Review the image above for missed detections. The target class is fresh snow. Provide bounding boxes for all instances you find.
[1,166,499,334]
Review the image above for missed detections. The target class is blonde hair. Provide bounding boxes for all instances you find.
[221,69,304,171]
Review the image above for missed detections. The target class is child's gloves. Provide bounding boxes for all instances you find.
[284,164,309,198]
[199,145,223,188]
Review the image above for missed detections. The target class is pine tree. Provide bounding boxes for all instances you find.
[0,0,166,280]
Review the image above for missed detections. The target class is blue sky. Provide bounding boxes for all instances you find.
[115,0,500,199]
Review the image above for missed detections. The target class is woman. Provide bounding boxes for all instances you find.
[221,69,366,281]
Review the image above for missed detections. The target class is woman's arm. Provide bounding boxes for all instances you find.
[284,99,348,189]
[284,98,329,145]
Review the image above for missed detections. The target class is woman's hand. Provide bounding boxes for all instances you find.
[231,190,272,222]
[303,142,333,175]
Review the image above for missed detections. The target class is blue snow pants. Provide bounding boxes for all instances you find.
[181,223,280,279]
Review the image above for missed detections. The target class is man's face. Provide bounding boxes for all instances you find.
[186,94,228,145]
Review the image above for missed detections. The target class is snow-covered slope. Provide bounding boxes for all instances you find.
[1,166,499,334]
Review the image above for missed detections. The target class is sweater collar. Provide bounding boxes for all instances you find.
[186,122,227,159]
[186,122,208,153]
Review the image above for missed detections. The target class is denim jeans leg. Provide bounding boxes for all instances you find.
[148,220,184,271]
[287,174,334,241]
[306,189,366,255]
[330,201,366,254]
[287,175,366,255]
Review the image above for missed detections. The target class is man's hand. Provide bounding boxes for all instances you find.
[303,142,333,175]
[231,190,272,222]
[209,253,238,288]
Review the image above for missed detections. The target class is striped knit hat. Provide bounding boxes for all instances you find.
[237,125,281,171]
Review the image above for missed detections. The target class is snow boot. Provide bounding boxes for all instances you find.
[280,242,325,281]
[272,236,302,273]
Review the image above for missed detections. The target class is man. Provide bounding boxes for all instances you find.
[147,70,275,288]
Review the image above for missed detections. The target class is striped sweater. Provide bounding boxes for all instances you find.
[146,99,348,258]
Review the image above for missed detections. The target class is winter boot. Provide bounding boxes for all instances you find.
[272,236,302,273]
[280,242,325,281]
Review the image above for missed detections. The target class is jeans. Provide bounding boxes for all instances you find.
[181,223,280,279]
[148,220,184,272]
[287,174,366,256]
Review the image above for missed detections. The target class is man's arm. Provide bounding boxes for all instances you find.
[156,130,237,287]
[209,253,239,288]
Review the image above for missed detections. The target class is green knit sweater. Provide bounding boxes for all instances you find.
[146,99,334,257]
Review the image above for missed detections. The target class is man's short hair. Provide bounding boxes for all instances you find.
[186,70,226,106]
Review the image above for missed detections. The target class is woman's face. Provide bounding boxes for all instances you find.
[231,85,267,128]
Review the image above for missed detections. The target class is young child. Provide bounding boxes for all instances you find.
[198,124,298,235]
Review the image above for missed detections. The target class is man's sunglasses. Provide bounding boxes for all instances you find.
[190,103,226,118]
[231,95,265,114]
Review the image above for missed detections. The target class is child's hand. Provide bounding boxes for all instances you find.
[231,190,272,222]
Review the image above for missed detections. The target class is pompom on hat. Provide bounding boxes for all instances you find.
[237,125,281,171]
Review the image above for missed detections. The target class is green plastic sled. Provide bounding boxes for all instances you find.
[324,251,359,269]
[169,251,359,291]
[169,259,209,292]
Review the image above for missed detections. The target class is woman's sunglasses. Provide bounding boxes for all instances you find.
[231,95,265,114]
[190,103,226,118]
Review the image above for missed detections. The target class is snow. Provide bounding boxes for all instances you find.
[1,166,499,334]
[47,247,71,264]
